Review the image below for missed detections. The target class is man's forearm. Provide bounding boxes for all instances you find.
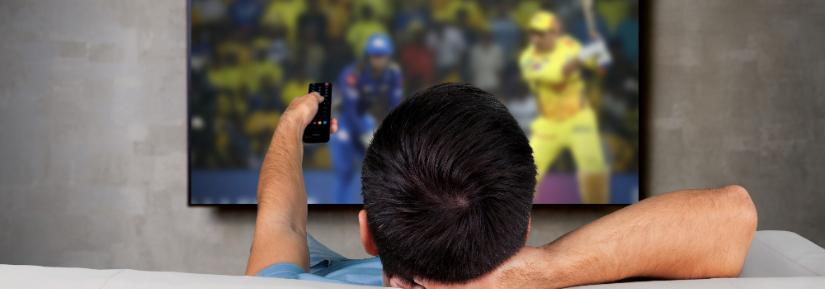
[245,92,326,275]
[257,118,307,223]
[536,186,758,287]
[246,118,310,274]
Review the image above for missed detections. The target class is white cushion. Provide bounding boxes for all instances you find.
[740,230,825,276]
[1,231,824,288]
[0,265,369,289]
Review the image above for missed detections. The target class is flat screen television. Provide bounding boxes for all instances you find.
[188,0,641,205]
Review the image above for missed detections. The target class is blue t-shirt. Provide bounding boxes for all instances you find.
[256,234,384,286]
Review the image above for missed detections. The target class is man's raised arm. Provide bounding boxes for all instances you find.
[244,92,336,275]
[549,186,757,283]
[418,186,758,288]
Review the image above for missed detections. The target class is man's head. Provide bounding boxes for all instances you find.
[359,83,536,283]
[528,11,562,52]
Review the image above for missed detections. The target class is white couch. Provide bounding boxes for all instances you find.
[2,231,823,289]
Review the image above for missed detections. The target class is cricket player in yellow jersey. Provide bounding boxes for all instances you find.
[520,10,611,203]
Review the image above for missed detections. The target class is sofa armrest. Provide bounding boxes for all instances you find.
[740,230,825,277]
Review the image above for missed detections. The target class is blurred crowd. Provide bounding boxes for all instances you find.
[189,0,639,173]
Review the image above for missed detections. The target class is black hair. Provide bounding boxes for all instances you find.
[362,83,536,283]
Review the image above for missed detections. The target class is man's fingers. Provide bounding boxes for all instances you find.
[388,276,423,289]
[301,92,324,117]
[315,93,324,103]
[283,92,325,126]
[330,118,338,134]
[412,277,431,289]
[388,276,408,288]
[296,92,322,108]
[309,91,324,103]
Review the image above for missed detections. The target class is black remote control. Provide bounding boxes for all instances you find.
[303,82,332,143]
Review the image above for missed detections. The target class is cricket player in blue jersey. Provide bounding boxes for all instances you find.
[330,33,403,203]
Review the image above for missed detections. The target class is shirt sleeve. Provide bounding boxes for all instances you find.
[255,263,305,279]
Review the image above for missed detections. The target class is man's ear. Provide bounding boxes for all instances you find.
[359,209,379,256]
[526,215,533,239]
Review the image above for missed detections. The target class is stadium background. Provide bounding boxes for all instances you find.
[188,0,640,204]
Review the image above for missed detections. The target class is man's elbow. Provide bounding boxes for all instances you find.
[715,185,758,277]
[722,185,758,232]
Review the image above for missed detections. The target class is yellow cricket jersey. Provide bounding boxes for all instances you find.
[519,35,586,120]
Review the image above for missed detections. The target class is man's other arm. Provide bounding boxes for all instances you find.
[244,92,333,275]
[416,186,757,288]
[522,185,758,288]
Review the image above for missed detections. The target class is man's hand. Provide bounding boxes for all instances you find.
[255,91,338,206]
[281,92,326,128]
[391,247,564,289]
[245,92,337,276]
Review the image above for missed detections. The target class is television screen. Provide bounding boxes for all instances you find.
[188,0,640,205]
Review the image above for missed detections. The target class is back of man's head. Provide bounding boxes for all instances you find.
[362,83,536,283]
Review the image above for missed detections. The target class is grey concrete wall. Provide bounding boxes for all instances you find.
[649,0,825,246]
[0,0,823,275]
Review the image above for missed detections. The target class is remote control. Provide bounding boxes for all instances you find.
[303,82,332,143]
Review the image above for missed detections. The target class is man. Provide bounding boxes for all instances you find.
[520,10,611,203]
[330,32,403,203]
[246,83,757,288]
